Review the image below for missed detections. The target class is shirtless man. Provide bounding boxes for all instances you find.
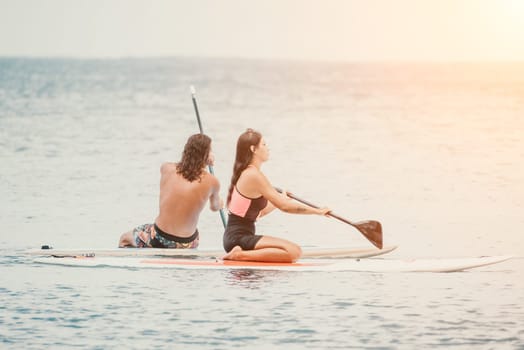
[119,134,223,248]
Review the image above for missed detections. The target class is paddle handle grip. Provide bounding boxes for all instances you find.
[191,87,205,134]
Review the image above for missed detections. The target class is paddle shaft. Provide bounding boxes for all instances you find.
[275,188,354,225]
[190,86,227,228]
[274,187,383,249]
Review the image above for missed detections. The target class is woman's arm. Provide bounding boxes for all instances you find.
[254,171,329,216]
[257,200,276,219]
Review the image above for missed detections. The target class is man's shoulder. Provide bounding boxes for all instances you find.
[160,162,177,172]
[201,171,220,188]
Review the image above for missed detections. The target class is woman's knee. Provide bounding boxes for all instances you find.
[256,236,302,261]
[278,239,302,261]
[287,243,302,261]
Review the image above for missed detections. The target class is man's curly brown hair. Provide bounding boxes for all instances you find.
[176,134,211,182]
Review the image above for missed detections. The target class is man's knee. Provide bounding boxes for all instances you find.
[119,231,134,247]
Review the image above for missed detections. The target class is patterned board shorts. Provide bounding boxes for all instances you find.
[132,223,199,249]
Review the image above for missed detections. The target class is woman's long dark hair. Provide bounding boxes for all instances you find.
[227,128,262,205]
[177,134,211,182]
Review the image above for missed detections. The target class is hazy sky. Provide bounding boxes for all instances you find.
[0,0,523,62]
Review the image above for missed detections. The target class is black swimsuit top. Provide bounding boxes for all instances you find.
[228,187,268,221]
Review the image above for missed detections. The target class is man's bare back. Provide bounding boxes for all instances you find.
[155,162,221,237]
[118,134,222,248]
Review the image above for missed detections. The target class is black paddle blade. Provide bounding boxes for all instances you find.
[353,220,383,249]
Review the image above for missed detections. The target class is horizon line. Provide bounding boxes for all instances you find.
[1,54,523,65]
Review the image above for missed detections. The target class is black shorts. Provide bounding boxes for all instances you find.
[223,214,263,253]
[133,223,199,249]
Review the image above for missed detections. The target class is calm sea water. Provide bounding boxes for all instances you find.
[1,58,523,349]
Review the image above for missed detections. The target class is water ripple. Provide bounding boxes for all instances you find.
[2,58,524,349]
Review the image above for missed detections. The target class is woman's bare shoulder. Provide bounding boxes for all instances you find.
[240,167,271,191]
[240,166,263,181]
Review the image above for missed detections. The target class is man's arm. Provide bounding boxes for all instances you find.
[209,177,223,212]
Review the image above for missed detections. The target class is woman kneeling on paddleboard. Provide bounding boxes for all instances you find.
[223,128,330,263]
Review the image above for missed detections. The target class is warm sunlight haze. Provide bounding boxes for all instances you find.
[0,0,523,61]
[1,0,523,349]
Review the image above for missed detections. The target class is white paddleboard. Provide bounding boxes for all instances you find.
[33,255,513,273]
[26,245,397,259]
